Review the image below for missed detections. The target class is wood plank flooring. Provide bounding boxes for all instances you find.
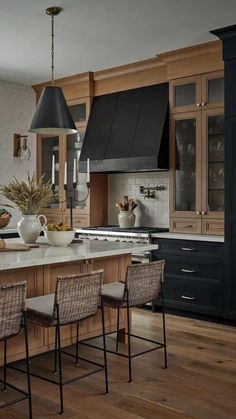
[0,308,236,418]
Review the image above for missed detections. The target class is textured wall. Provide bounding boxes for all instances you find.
[108,172,169,227]
[0,79,36,227]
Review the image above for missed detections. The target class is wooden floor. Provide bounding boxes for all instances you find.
[1,308,236,418]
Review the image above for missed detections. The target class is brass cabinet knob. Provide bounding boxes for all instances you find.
[201,102,206,106]
[201,211,206,215]
[196,102,201,107]
[196,211,201,215]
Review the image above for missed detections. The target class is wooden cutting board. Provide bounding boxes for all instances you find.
[0,243,31,252]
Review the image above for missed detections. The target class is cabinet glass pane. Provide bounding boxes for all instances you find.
[208,115,224,212]
[66,132,87,209]
[42,136,59,208]
[175,83,196,107]
[208,78,224,103]
[69,103,86,124]
[175,119,196,211]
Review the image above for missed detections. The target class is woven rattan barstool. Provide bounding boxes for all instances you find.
[81,261,167,383]
[22,270,108,415]
[0,281,32,418]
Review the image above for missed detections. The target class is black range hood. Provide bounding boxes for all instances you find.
[79,82,169,173]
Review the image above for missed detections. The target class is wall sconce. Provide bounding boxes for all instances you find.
[140,185,167,199]
[13,134,31,161]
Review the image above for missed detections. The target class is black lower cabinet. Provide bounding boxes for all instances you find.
[152,238,225,319]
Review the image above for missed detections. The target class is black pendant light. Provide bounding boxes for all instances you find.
[29,7,77,135]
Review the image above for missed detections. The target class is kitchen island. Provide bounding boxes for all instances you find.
[0,238,159,365]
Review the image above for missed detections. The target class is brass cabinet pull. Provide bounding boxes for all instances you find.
[181,295,195,301]
[212,226,223,229]
[182,224,193,228]
[181,268,196,273]
[181,247,196,252]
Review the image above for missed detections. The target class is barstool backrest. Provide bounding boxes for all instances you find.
[125,260,165,307]
[0,281,27,340]
[54,270,103,325]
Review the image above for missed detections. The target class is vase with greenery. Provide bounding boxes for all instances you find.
[0,172,54,244]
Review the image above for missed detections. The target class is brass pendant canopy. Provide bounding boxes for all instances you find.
[29,7,77,135]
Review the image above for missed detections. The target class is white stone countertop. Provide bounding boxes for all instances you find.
[151,232,224,242]
[0,238,159,271]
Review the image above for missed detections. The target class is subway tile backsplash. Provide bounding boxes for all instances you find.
[108,172,169,227]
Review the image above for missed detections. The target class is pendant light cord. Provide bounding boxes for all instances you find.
[51,13,55,85]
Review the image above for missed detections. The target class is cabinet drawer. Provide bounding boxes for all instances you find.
[152,238,224,255]
[170,218,201,234]
[164,285,223,312]
[202,219,224,236]
[164,258,223,284]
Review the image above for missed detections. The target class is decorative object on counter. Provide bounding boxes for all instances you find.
[139,185,167,199]
[51,156,90,228]
[0,242,31,252]
[0,173,53,244]
[28,7,76,135]
[0,209,12,229]
[115,195,137,228]
[13,134,31,160]
[45,222,75,246]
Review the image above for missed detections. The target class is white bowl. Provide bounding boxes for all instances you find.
[44,230,75,247]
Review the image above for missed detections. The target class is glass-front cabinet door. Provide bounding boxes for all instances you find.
[169,76,202,113]
[67,98,90,127]
[39,135,61,209]
[65,129,90,214]
[201,109,224,235]
[201,71,224,110]
[170,112,202,221]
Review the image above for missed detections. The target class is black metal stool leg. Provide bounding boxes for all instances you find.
[24,312,33,419]
[3,339,7,391]
[101,299,109,394]
[161,282,168,369]
[56,317,64,415]
[53,327,58,373]
[126,302,132,383]
[116,308,120,352]
[75,323,79,365]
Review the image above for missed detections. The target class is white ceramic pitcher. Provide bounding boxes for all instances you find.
[17,214,47,244]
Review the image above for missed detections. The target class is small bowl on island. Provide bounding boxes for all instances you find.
[44,223,75,247]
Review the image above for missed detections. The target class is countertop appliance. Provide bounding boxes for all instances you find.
[76,226,169,263]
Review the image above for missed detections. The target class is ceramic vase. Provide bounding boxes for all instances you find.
[17,214,47,244]
[118,211,136,229]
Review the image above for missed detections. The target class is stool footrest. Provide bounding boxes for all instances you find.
[8,354,106,388]
[0,377,30,410]
[80,331,165,359]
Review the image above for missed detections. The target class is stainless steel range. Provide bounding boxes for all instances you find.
[76,226,168,264]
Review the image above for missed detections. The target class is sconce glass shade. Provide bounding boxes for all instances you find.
[29,86,77,135]
[18,136,31,161]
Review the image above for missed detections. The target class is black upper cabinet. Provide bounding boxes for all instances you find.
[80,83,169,172]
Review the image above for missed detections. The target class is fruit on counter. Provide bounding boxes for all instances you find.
[0,239,6,248]
[0,209,12,218]
[115,195,137,212]
[46,222,73,231]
